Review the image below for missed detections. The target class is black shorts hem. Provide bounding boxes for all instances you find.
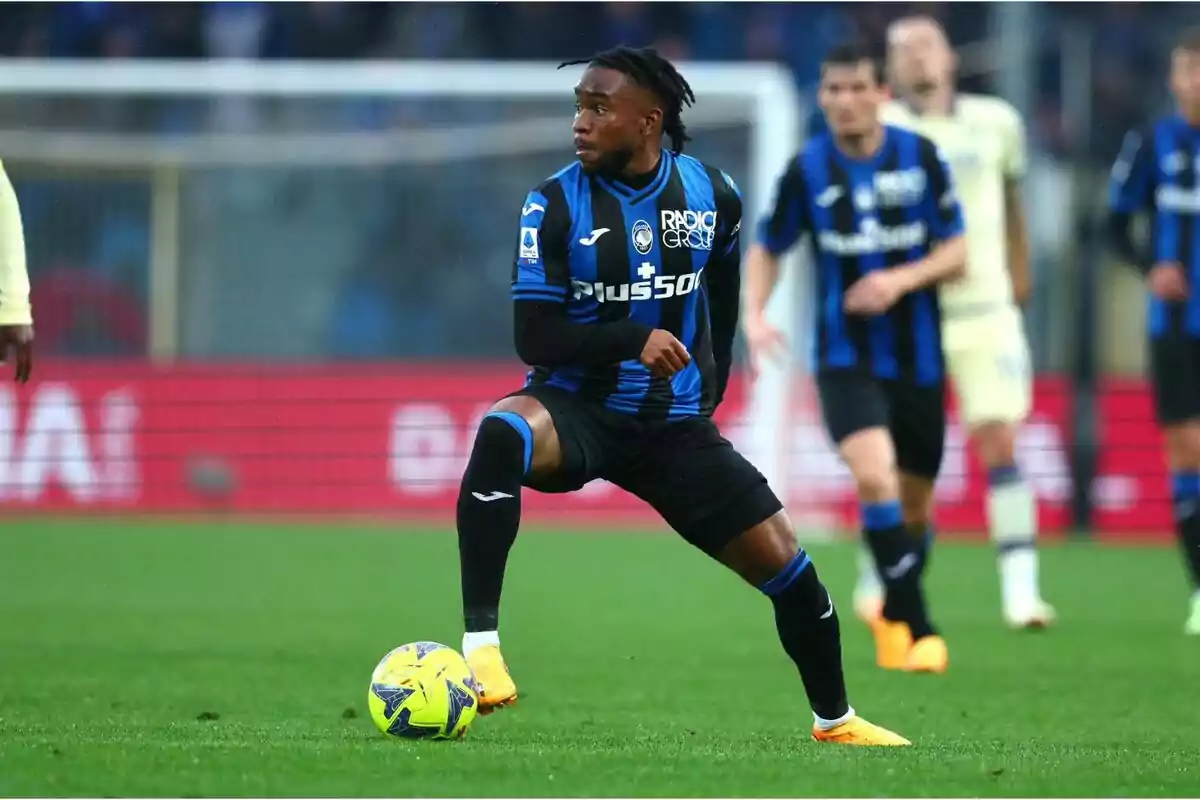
[676,481,785,557]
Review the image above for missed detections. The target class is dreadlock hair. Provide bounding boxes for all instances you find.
[559,46,696,154]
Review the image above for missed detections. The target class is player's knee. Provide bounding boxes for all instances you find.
[486,395,562,474]
[972,421,1018,467]
[852,465,898,503]
[717,510,799,587]
[839,428,898,501]
[899,473,935,527]
[461,414,533,487]
[756,543,829,618]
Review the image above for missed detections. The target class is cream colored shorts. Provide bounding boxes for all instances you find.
[942,304,1032,427]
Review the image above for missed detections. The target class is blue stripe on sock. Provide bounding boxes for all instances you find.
[861,500,903,531]
[1172,471,1200,500]
[485,412,533,474]
[759,549,812,597]
[988,464,1022,487]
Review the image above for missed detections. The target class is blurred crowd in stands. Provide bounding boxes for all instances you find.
[0,1,1186,361]
[0,2,1182,158]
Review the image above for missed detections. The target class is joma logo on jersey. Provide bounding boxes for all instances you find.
[818,220,928,256]
[571,270,704,303]
[660,209,716,250]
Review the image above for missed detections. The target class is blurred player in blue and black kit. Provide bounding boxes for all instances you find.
[455,45,908,745]
[744,43,968,674]
[1108,28,1200,635]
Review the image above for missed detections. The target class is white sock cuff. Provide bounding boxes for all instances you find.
[813,706,856,731]
[462,630,500,656]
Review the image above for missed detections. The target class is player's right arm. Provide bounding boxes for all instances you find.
[510,185,689,376]
[1107,128,1157,275]
[742,158,809,370]
[1105,127,1186,299]
[0,160,32,382]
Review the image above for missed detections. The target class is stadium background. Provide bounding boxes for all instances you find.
[0,1,1184,537]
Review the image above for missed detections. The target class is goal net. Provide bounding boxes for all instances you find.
[0,60,835,534]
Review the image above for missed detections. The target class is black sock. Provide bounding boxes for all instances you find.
[861,500,936,639]
[760,550,849,722]
[458,413,531,633]
[1172,472,1200,589]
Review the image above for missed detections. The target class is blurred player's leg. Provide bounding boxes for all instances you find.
[853,544,883,623]
[820,372,940,671]
[1150,337,1200,633]
[619,419,909,746]
[948,311,1053,629]
[897,473,947,673]
[841,431,939,670]
[457,394,564,711]
[1161,424,1200,634]
[979,429,1053,629]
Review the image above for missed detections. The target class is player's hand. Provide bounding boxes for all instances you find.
[743,314,787,377]
[844,270,906,316]
[640,329,690,379]
[1148,262,1189,301]
[0,324,33,383]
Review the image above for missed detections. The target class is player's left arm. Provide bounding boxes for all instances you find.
[0,161,32,382]
[1000,104,1031,304]
[703,170,743,409]
[890,139,967,294]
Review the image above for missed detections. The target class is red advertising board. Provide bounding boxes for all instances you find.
[0,361,1170,537]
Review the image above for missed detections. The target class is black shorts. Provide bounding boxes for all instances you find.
[816,369,946,480]
[1150,335,1200,425]
[511,384,783,557]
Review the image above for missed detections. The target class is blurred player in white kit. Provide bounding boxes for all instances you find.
[853,16,1054,630]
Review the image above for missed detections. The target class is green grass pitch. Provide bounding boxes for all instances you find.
[1,520,1198,797]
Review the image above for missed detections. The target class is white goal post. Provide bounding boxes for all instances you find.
[0,59,816,530]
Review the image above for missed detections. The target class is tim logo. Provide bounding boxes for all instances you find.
[661,209,716,251]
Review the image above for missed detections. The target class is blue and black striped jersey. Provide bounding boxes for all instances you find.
[511,150,742,419]
[1108,117,1200,339]
[757,125,964,385]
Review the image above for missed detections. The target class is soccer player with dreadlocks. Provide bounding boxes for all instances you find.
[454,46,909,746]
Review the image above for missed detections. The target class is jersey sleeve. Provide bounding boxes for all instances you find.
[921,139,966,241]
[1108,128,1156,214]
[511,182,571,303]
[999,103,1028,179]
[756,158,810,257]
[705,168,744,410]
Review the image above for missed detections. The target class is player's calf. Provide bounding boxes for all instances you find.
[1164,423,1200,632]
[718,511,908,744]
[456,398,559,710]
[973,421,1053,628]
[839,430,937,651]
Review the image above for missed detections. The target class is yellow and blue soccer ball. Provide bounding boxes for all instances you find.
[367,641,479,740]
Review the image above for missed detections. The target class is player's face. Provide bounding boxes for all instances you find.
[888,21,955,95]
[819,61,885,138]
[573,66,659,176]
[1171,48,1200,113]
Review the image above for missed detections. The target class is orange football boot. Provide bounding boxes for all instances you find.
[905,635,948,674]
[812,716,912,746]
[465,645,518,714]
[872,618,913,670]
